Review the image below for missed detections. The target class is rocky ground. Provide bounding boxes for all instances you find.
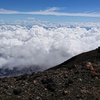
[0,47,100,100]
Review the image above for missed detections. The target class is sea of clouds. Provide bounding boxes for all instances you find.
[0,22,100,72]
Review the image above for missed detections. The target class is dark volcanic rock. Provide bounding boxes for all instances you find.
[13,88,22,95]
[97,46,100,53]
[0,47,100,100]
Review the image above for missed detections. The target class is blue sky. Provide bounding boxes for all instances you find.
[0,0,100,22]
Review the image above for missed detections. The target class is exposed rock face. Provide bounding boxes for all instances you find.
[0,47,100,100]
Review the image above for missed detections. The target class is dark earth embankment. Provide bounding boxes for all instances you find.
[0,47,100,100]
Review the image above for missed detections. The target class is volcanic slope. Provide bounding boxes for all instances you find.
[0,47,100,100]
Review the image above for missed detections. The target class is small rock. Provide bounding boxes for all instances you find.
[63,90,69,95]
[41,78,56,92]
[67,65,76,70]
[46,82,56,92]
[79,78,82,82]
[65,82,69,88]
[68,79,74,84]
[95,77,99,79]
[33,80,37,84]
[64,74,68,78]
[76,95,81,98]
[36,96,41,100]
[80,89,89,94]
[13,88,22,95]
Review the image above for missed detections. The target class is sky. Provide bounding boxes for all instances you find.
[0,0,100,22]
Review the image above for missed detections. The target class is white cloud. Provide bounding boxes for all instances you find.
[44,7,60,12]
[0,8,20,14]
[0,20,5,24]
[0,7,100,17]
[0,22,100,73]
[27,17,35,20]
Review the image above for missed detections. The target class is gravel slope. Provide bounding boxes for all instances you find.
[0,47,100,100]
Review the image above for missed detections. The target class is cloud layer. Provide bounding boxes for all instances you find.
[0,7,100,17]
[0,22,100,72]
